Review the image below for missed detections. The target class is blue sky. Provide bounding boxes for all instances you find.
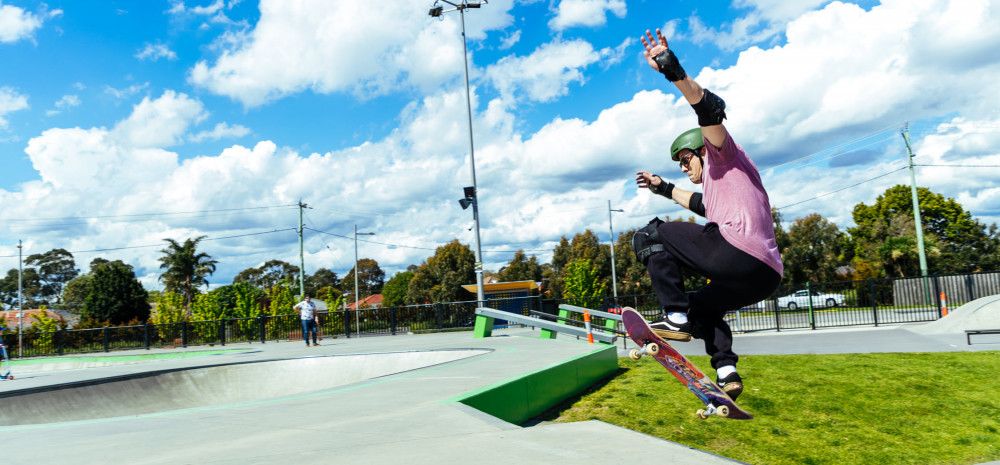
[1,0,999,289]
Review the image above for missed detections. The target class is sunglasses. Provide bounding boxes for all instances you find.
[678,151,697,168]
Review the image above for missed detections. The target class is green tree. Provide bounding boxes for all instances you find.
[342,258,386,298]
[562,258,606,309]
[267,285,296,316]
[61,274,92,315]
[783,213,849,286]
[405,241,475,304]
[497,250,543,282]
[28,306,64,353]
[235,260,301,291]
[545,231,611,299]
[158,236,218,313]
[151,291,187,325]
[24,248,78,304]
[0,268,42,308]
[382,271,414,307]
[81,260,150,326]
[316,285,344,312]
[305,268,339,296]
[850,185,999,277]
[612,227,653,297]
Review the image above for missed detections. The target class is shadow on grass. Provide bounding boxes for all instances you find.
[522,366,630,427]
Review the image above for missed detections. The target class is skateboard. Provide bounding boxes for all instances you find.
[621,307,750,420]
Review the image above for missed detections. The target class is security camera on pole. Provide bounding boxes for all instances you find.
[429,0,488,308]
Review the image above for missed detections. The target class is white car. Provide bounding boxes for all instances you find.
[776,290,845,310]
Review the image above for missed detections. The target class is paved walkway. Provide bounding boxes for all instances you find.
[2,308,997,465]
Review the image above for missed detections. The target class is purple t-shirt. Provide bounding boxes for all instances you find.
[702,133,784,276]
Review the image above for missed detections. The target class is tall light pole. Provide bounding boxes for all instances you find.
[607,201,624,306]
[17,240,23,358]
[354,225,375,335]
[430,0,487,307]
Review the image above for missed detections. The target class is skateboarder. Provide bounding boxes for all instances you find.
[294,296,320,346]
[631,29,783,400]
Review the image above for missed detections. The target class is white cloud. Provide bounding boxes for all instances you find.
[486,39,604,103]
[548,0,626,31]
[112,91,208,148]
[0,2,42,43]
[688,0,831,51]
[45,94,80,117]
[136,43,178,61]
[189,122,251,143]
[498,29,520,50]
[0,86,28,127]
[104,82,151,100]
[189,0,515,107]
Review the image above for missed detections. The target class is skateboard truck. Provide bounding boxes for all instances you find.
[628,342,660,360]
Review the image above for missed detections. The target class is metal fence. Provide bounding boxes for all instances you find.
[2,271,998,359]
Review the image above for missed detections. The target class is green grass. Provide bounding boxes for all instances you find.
[551,352,1000,465]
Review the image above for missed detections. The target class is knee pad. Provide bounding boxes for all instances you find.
[632,217,665,266]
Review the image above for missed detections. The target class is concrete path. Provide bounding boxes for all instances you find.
[0,331,741,465]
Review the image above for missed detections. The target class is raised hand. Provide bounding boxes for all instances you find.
[635,171,660,189]
[640,28,670,71]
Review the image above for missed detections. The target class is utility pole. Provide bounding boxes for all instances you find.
[297,200,309,298]
[902,123,929,277]
[17,240,23,358]
[607,201,624,306]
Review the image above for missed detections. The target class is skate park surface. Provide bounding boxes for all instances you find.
[1,296,997,465]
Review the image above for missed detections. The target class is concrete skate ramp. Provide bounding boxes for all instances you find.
[907,294,1000,334]
[0,349,488,426]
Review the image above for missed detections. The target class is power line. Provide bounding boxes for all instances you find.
[915,164,1000,168]
[775,166,908,211]
[0,227,296,258]
[0,204,298,224]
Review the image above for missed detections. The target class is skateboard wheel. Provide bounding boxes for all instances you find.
[696,409,708,419]
[646,343,660,355]
[628,348,642,360]
[717,405,730,417]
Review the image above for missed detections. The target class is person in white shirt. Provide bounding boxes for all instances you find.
[294,296,319,346]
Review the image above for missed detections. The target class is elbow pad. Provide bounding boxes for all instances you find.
[691,89,726,127]
[689,193,706,217]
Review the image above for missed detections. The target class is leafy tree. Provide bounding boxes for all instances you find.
[151,291,187,325]
[61,274,93,315]
[783,213,849,286]
[545,231,611,299]
[81,260,150,325]
[497,250,543,282]
[405,241,475,304]
[0,268,42,308]
[612,227,653,297]
[562,258,606,309]
[234,260,300,291]
[382,271,414,307]
[158,236,218,313]
[316,285,344,312]
[267,285,296,316]
[24,248,78,304]
[305,268,340,296]
[28,306,64,353]
[850,185,1000,276]
[342,258,385,298]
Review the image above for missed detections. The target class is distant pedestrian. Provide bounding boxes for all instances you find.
[294,296,319,346]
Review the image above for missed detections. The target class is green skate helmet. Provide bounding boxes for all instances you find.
[670,127,705,161]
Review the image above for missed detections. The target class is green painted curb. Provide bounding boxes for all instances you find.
[453,345,618,425]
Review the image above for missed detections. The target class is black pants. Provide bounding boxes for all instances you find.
[646,221,781,369]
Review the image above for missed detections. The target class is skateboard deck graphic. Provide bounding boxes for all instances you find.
[621,307,750,420]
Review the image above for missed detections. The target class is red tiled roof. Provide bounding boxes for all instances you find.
[346,294,383,310]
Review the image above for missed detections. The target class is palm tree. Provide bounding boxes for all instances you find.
[158,236,218,314]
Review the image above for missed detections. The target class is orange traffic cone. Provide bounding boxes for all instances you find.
[583,311,594,344]
[940,291,949,316]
